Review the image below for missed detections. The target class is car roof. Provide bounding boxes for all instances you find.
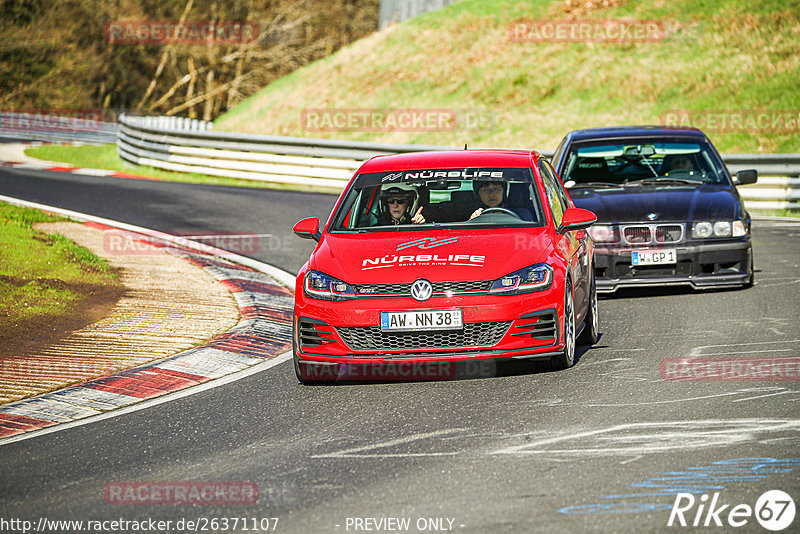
[358,149,540,173]
[565,125,709,142]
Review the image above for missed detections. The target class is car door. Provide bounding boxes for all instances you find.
[539,159,589,313]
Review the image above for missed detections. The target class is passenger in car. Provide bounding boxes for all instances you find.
[662,154,695,173]
[377,184,427,225]
[469,180,533,221]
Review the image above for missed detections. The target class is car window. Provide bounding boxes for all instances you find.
[330,168,545,232]
[560,140,729,187]
[539,160,568,227]
[544,160,572,209]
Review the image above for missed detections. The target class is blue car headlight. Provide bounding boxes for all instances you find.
[588,224,620,244]
[692,220,747,239]
[490,264,553,294]
[304,270,356,301]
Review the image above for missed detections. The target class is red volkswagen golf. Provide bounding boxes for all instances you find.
[292,150,597,383]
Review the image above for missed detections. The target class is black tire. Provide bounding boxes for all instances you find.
[551,278,576,370]
[293,333,332,385]
[292,335,307,383]
[577,270,599,346]
[292,339,305,383]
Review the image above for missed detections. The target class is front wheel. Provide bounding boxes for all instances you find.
[577,271,598,346]
[551,278,576,370]
[293,336,333,385]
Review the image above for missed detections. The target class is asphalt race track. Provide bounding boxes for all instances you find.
[1,166,799,533]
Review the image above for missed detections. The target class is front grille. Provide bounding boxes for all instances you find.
[655,225,683,243]
[624,226,651,244]
[622,224,685,245]
[336,321,511,351]
[353,280,491,297]
[433,281,492,292]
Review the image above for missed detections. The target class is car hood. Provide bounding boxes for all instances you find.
[569,185,741,223]
[309,228,552,284]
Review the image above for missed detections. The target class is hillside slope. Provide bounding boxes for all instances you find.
[1,0,377,118]
[215,0,800,153]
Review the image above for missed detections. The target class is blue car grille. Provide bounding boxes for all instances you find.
[622,224,684,245]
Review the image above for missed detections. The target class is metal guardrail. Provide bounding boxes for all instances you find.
[116,114,800,207]
[116,114,459,190]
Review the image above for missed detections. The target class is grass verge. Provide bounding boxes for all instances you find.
[749,208,800,218]
[215,0,800,154]
[24,144,343,193]
[0,202,122,352]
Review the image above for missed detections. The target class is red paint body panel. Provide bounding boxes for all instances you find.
[292,150,595,379]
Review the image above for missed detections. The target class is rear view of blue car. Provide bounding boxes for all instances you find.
[552,126,758,293]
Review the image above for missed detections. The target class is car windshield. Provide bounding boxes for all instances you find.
[561,141,730,188]
[330,167,546,231]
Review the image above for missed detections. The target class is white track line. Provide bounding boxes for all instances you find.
[0,352,292,447]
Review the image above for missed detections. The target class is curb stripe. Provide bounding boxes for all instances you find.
[0,197,297,444]
[1,160,160,181]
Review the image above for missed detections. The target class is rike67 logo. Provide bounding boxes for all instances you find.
[668,490,795,531]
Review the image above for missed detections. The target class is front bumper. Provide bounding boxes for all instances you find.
[593,238,752,293]
[293,290,567,381]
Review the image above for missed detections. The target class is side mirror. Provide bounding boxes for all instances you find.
[293,217,321,242]
[558,208,597,233]
[734,169,758,186]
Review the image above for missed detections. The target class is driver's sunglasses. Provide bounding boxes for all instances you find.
[387,198,407,205]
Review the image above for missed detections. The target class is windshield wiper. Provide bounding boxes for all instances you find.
[569,181,621,188]
[624,177,700,186]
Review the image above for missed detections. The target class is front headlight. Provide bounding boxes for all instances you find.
[692,221,740,239]
[490,264,553,294]
[588,224,620,243]
[304,270,356,301]
[713,221,732,237]
[693,221,713,238]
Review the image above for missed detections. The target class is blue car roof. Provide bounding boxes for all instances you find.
[566,125,708,142]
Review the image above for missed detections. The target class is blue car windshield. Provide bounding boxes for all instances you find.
[330,168,546,231]
[561,141,730,187]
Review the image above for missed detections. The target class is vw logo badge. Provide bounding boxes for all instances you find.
[410,279,433,301]
[647,213,659,221]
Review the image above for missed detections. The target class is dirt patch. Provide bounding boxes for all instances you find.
[0,278,125,358]
[0,222,240,405]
